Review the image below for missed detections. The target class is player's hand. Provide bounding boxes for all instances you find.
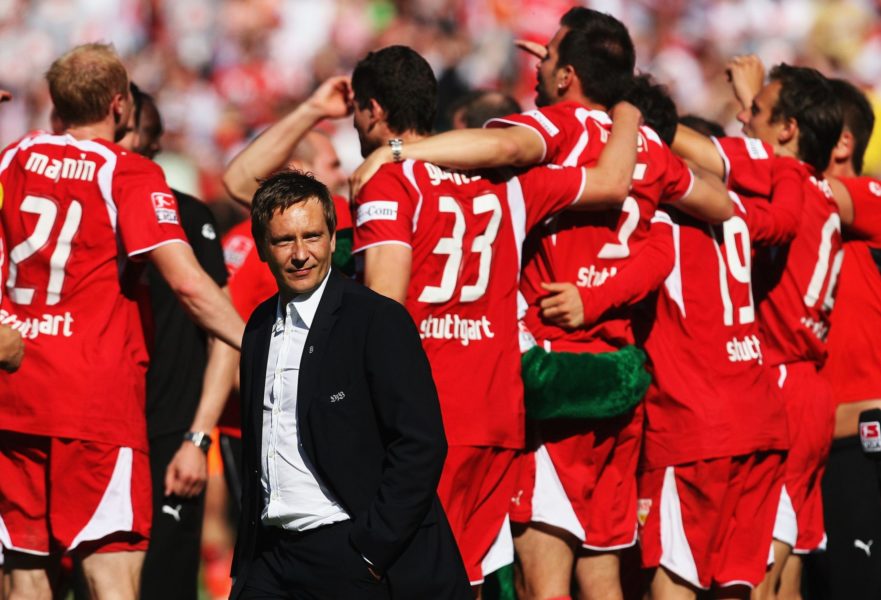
[611,100,642,125]
[539,282,585,330]
[726,55,765,112]
[349,145,393,199]
[164,442,208,498]
[515,39,547,60]
[0,324,24,372]
[0,89,11,103]
[305,75,353,121]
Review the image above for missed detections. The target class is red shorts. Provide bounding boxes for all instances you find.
[772,362,835,553]
[638,451,784,590]
[510,405,643,550]
[0,432,151,555]
[436,446,517,585]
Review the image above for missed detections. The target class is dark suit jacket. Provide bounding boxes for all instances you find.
[231,271,470,599]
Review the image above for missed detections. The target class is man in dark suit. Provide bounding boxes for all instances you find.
[231,169,470,599]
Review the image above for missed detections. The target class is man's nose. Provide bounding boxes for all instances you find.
[291,241,309,263]
[736,109,750,128]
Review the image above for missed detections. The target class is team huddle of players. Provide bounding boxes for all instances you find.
[0,4,879,600]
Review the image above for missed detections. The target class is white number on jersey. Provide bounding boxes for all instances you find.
[597,196,639,259]
[419,193,502,304]
[712,215,755,326]
[804,213,843,310]
[7,195,82,306]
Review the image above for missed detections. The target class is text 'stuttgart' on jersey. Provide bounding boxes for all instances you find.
[352,159,586,448]
[820,176,881,406]
[585,159,806,467]
[488,102,694,349]
[0,132,188,451]
[604,207,787,467]
[713,136,842,367]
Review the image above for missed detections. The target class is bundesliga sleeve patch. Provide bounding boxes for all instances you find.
[869,181,881,197]
[524,110,560,137]
[356,200,398,226]
[151,192,180,225]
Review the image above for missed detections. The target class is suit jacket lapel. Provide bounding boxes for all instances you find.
[249,296,276,464]
[297,272,343,446]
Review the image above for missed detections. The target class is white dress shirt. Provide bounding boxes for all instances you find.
[260,270,349,531]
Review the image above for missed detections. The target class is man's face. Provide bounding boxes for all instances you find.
[535,27,566,107]
[118,101,163,159]
[260,198,335,302]
[307,133,346,194]
[353,101,380,157]
[738,80,785,145]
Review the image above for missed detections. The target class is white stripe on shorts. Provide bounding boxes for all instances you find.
[659,466,707,590]
[69,447,135,550]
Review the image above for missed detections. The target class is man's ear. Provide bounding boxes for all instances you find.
[368,98,386,127]
[556,65,576,96]
[330,230,336,254]
[110,92,126,123]
[777,116,797,146]
[831,129,854,163]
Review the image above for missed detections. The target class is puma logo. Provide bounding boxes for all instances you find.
[854,539,874,557]
[162,503,183,522]
[511,489,524,507]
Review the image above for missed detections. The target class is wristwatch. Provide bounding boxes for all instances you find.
[388,138,404,162]
[183,431,212,453]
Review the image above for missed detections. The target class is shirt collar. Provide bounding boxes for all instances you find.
[275,269,332,330]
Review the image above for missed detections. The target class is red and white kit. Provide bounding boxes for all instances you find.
[820,176,881,406]
[489,102,693,551]
[583,157,804,587]
[714,136,842,554]
[0,132,187,554]
[353,158,586,583]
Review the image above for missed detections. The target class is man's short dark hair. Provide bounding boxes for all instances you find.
[251,170,336,244]
[768,64,843,173]
[625,75,677,145]
[829,78,875,174]
[680,114,726,139]
[449,90,521,128]
[352,45,437,136]
[556,10,636,108]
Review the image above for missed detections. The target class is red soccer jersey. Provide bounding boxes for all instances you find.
[714,136,842,367]
[222,219,277,321]
[0,132,187,451]
[587,159,805,466]
[488,103,694,350]
[353,160,586,448]
[821,176,881,405]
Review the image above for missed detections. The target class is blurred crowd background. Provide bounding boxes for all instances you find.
[1,0,880,225]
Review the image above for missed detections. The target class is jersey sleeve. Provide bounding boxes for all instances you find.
[485,106,570,164]
[352,165,417,253]
[661,151,696,203]
[579,211,676,325]
[516,165,587,231]
[712,136,774,197]
[113,155,188,258]
[741,156,806,246]
[843,177,881,245]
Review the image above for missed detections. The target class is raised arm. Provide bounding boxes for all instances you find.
[148,243,245,349]
[350,124,545,197]
[670,167,735,223]
[672,124,727,180]
[223,76,352,205]
[572,101,641,208]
